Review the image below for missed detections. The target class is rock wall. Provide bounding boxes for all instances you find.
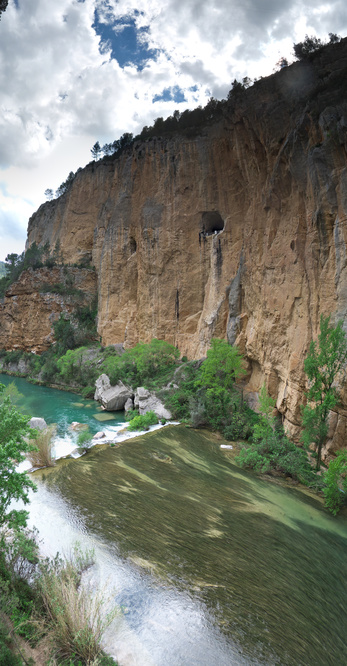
[0,266,97,353]
[20,39,347,449]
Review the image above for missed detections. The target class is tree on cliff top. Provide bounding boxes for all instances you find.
[0,0,8,20]
[301,315,347,470]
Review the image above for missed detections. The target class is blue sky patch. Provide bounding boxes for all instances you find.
[152,86,187,104]
[93,11,159,69]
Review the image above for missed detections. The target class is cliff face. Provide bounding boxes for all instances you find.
[20,39,347,451]
[0,266,97,353]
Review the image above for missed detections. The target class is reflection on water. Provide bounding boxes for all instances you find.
[30,425,347,666]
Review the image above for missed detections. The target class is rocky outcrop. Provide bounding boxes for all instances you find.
[134,387,172,420]
[0,266,97,353]
[94,374,112,401]
[29,417,47,431]
[94,375,133,411]
[4,39,347,451]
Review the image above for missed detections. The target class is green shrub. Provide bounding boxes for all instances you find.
[0,621,22,666]
[236,428,316,484]
[101,339,180,389]
[81,385,95,399]
[164,362,200,420]
[125,409,139,422]
[223,407,257,441]
[323,451,347,515]
[77,428,93,452]
[127,411,158,431]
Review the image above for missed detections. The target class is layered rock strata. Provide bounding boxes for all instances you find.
[0,266,97,353]
[9,39,347,449]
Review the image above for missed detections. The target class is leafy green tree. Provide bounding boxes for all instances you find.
[323,451,347,515]
[301,315,347,471]
[252,383,276,444]
[0,384,36,531]
[196,338,245,391]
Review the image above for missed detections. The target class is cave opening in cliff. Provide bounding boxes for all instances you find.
[200,211,224,239]
[130,237,137,254]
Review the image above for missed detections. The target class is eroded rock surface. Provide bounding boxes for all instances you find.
[0,266,97,353]
[134,387,172,420]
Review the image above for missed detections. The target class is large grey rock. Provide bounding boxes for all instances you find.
[134,387,172,420]
[29,417,47,431]
[124,397,134,413]
[94,374,111,401]
[100,381,133,411]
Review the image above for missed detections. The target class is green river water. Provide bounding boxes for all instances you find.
[3,374,347,665]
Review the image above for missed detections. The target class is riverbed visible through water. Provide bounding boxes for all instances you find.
[3,374,347,665]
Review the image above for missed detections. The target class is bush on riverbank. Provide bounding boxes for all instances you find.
[235,385,320,487]
[127,410,158,431]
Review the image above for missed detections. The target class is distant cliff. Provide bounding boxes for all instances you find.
[0,266,97,353]
[6,38,347,452]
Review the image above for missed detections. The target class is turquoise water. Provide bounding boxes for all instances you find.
[5,374,347,664]
[0,373,125,434]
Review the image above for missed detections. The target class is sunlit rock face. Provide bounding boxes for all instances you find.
[23,39,347,450]
[0,266,97,353]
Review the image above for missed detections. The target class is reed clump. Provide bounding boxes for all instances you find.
[27,425,56,468]
[37,546,119,665]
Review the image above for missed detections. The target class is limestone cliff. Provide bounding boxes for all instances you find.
[0,266,97,353]
[13,39,347,450]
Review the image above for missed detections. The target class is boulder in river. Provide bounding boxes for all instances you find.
[95,376,133,411]
[29,417,47,431]
[94,374,111,401]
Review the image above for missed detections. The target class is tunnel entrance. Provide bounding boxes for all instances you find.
[200,211,224,237]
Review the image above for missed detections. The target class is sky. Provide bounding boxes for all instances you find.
[0,0,346,261]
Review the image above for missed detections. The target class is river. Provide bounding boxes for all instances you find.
[3,374,347,665]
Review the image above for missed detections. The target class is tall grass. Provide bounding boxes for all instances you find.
[37,546,119,665]
[27,425,56,468]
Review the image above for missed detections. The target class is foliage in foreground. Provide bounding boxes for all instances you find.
[0,384,36,532]
[0,533,119,666]
[37,546,119,665]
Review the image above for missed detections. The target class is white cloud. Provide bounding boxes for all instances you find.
[0,0,346,259]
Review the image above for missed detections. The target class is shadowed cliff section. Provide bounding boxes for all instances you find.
[13,38,347,448]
